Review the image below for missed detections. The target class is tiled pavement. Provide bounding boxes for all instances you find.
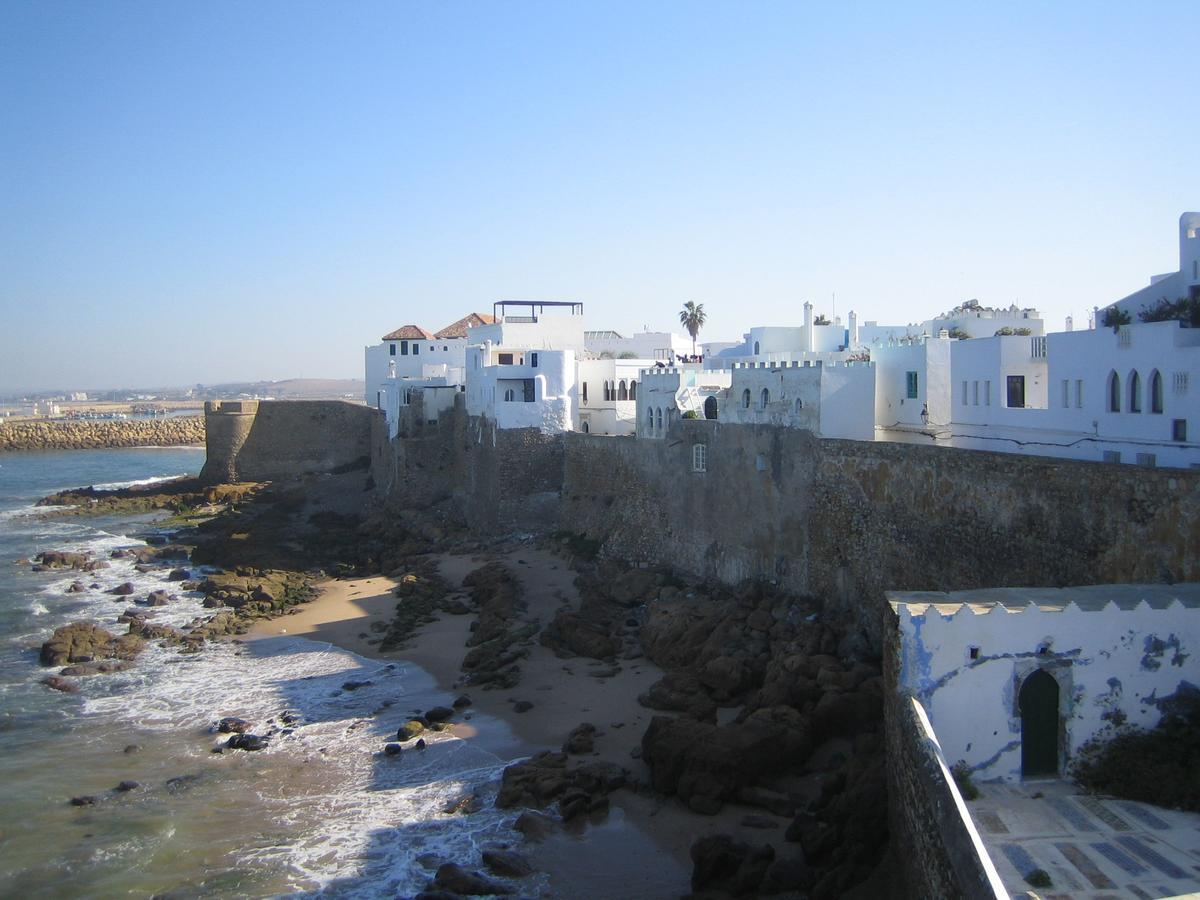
[968,780,1200,899]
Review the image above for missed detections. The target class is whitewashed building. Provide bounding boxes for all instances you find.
[1107,212,1200,321]
[636,366,733,438]
[576,357,653,435]
[711,302,851,366]
[889,585,1200,782]
[720,360,875,440]
[873,335,953,443]
[583,330,691,362]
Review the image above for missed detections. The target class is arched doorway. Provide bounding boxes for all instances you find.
[1019,669,1060,777]
[704,396,718,420]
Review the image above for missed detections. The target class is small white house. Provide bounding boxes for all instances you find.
[720,360,876,440]
[465,344,576,433]
[889,584,1200,782]
[873,335,953,442]
[575,357,653,435]
[635,366,733,439]
[1107,212,1200,321]
[583,330,691,362]
[712,302,850,366]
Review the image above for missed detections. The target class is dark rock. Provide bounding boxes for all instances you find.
[741,814,781,829]
[123,744,141,754]
[142,590,172,607]
[167,568,190,581]
[217,716,251,734]
[482,848,533,877]
[70,795,97,807]
[41,675,78,693]
[563,722,596,755]
[37,551,91,570]
[114,781,140,792]
[341,680,373,691]
[443,793,482,814]
[108,582,135,596]
[415,738,427,750]
[397,720,425,741]
[513,810,557,841]
[452,694,472,709]
[383,743,403,756]
[66,581,87,594]
[539,612,617,660]
[737,785,796,817]
[432,862,514,896]
[225,733,267,751]
[689,834,774,896]
[60,661,132,676]
[760,855,813,894]
[637,670,717,721]
[424,705,454,722]
[511,700,533,713]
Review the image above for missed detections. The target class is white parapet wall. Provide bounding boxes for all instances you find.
[889,584,1200,782]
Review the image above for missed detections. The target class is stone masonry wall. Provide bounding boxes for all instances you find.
[201,400,382,484]
[560,420,1200,644]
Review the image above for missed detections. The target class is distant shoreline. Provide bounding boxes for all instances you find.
[0,415,205,453]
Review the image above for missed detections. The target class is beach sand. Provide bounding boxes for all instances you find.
[246,544,789,895]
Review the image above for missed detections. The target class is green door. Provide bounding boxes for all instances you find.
[1019,669,1059,777]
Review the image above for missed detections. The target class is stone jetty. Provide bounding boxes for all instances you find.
[0,416,204,452]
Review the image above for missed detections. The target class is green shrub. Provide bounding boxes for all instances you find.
[951,762,980,801]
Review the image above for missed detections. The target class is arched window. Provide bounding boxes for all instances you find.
[656,407,663,431]
[742,389,751,408]
[603,380,611,402]
[646,408,654,431]
[1150,369,1163,414]
[503,388,515,402]
[1107,371,1121,412]
[760,388,770,410]
[629,380,637,401]
[703,396,718,420]
[581,421,589,434]
[1129,370,1141,413]
[618,380,628,401]
[794,398,803,414]
[753,341,760,355]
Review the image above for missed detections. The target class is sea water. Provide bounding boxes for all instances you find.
[0,449,526,897]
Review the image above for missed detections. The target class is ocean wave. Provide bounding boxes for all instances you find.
[89,474,190,491]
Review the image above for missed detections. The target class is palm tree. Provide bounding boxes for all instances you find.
[679,301,707,357]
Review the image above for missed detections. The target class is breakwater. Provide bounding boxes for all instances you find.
[0,416,205,452]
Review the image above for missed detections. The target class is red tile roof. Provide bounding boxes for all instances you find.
[434,312,496,339]
[381,324,435,341]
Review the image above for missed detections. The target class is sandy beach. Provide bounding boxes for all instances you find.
[246,544,788,891]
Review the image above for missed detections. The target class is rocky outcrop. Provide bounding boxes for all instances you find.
[39,622,145,667]
[0,416,204,453]
[495,751,627,822]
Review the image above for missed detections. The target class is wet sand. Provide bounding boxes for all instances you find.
[246,545,786,891]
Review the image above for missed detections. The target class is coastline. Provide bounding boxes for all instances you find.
[0,416,205,453]
[245,545,797,887]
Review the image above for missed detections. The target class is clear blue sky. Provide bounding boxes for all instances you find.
[1,1,1196,392]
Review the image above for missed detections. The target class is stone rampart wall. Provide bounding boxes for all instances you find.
[560,420,1200,643]
[200,400,382,484]
[0,416,205,452]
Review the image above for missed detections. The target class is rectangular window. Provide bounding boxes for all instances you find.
[1103,450,1122,463]
[1061,380,1069,408]
[961,381,968,406]
[692,443,707,472]
[985,381,991,406]
[582,382,588,404]
[906,371,919,399]
[1174,372,1190,394]
[1075,379,1083,408]
[498,353,514,365]
[530,352,539,368]
[1006,375,1026,408]
[401,341,409,356]
[413,343,420,355]
[972,381,979,406]
[1136,452,1157,468]
[1173,419,1188,442]
[389,344,396,357]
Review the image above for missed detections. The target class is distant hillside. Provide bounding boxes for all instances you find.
[205,379,364,401]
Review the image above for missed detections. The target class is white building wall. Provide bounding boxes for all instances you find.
[584,331,690,361]
[873,337,952,442]
[365,338,468,404]
[1109,212,1200,320]
[470,316,587,354]
[576,358,654,435]
[720,361,875,440]
[465,346,576,433]
[892,587,1200,782]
